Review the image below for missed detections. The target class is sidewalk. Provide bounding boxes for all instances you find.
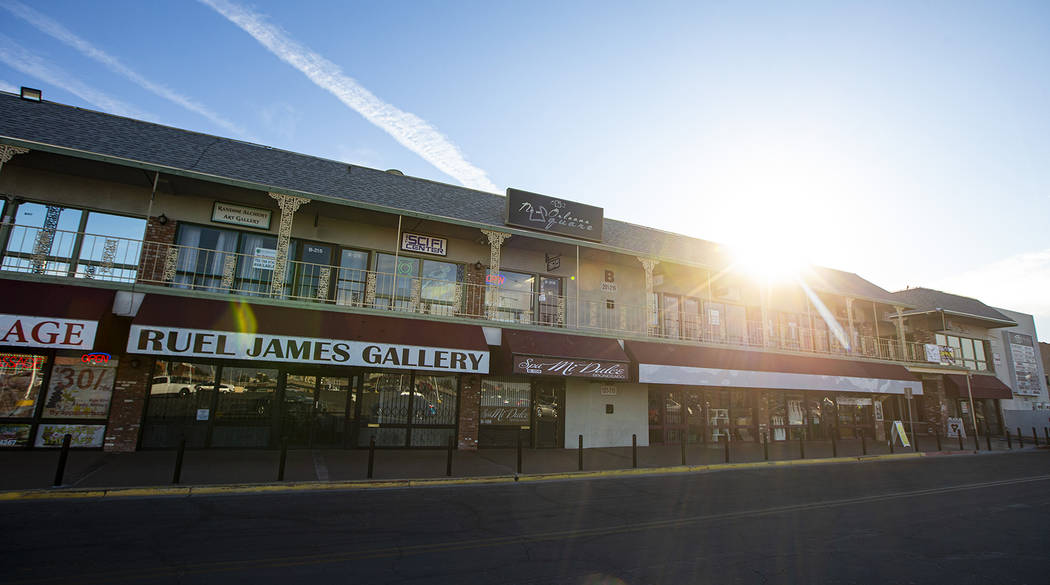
[0,434,1035,493]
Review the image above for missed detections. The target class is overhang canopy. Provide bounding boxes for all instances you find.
[501,329,629,380]
[626,341,921,395]
[944,374,1013,400]
[0,279,114,350]
[127,294,490,374]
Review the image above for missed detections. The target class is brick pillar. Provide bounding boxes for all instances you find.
[104,355,153,452]
[137,216,177,284]
[457,374,481,450]
[462,262,487,319]
[920,374,948,433]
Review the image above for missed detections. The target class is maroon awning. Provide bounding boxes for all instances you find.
[500,329,629,380]
[625,340,919,381]
[0,278,115,320]
[131,294,488,352]
[945,374,1013,400]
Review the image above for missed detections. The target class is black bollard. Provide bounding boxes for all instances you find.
[632,434,637,468]
[367,436,376,479]
[53,433,72,487]
[958,432,964,452]
[1045,427,1050,446]
[172,437,186,485]
[799,435,805,459]
[1006,430,1012,449]
[724,435,730,463]
[985,427,992,452]
[680,437,687,466]
[972,432,979,452]
[763,435,769,461]
[1033,427,1039,447]
[1018,428,1024,448]
[861,434,867,456]
[446,435,454,477]
[831,434,838,458]
[516,431,523,475]
[277,439,288,481]
[578,435,584,471]
[890,436,895,454]
[935,429,942,451]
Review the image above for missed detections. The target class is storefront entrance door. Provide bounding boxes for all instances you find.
[281,373,355,448]
[648,388,687,444]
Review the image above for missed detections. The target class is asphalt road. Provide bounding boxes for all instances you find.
[3,451,1048,585]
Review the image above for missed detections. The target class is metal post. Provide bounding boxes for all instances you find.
[53,433,72,487]
[516,431,523,475]
[831,434,837,458]
[172,437,186,485]
[763,435,769,461]
[632,434,637,468]
[861,434,867,455]
[985,425,992,452]
[277,439,287,481]
[724,435,730,463]
[935,429,942,451]
[367,436,375,479]
[1045,427,1049,446]
[1006,429,1012,449]
[799,435,805,459]
[890,435,895,454]
[1017,428,1024,448]
[957,432,964,451]
[680,437,687,466]
[964,373,980,449]
[1033,427,1039,447]
[578,435,583,471]
[446,435,454,477]
[972,431,979,452]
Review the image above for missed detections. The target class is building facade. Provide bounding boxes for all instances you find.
[0,89,1034,452]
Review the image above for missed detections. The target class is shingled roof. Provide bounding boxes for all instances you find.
[0,91,897,304]
[889,287,1015,325]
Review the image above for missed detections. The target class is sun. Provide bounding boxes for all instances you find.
[729,239,810,285]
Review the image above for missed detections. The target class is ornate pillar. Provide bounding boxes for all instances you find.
[637,257,658,335]
[268,192,310,298]
[30,204,61,274]
[894,305,907,361]
[481,229,511,319]
[0,145,29,176]
[845,297,856,353]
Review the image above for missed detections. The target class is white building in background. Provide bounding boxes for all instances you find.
[991,307,1049,410]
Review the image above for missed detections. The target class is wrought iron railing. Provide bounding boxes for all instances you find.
[0,223,931,365]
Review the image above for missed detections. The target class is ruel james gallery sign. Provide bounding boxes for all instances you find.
[128,325,489,374]
[513,355,627,380]
[505,188,603,242]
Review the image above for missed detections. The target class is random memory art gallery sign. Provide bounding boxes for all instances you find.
[127,325,489,373]
[512,355,628,380]
[505,188,603,242]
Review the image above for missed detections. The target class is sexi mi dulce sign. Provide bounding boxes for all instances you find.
[512,355,628,380]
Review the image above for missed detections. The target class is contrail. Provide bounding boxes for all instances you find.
[0,35,152,120]
[199,0,499,192]
[0,0,251,140]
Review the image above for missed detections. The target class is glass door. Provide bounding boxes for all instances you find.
[532,380,564,448]
[293,242,334,302]
[281,373,355,448]
[648,388,687,444]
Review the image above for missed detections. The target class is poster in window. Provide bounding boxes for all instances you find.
[0,353,46,418]
[709,309,720,326]
[34,423,106,448]
[42,357,117,419]
[787,400,804,425]
[0,424,31,447]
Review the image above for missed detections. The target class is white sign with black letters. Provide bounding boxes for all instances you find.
[401,233,447,256]
[211,201,272,229]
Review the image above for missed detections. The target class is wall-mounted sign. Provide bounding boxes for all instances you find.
[545,254,561,272]
[1008,332,1040,396]
[128,325,489,374]
[212,201,272,230]
[925,343,956,365]
[506,188,603,242]
[0,314,98,349]
[513,355,628,380]
[600,384,617,396]
[600,282,618,293]
[401,233,447,256]
[252,248,276,271]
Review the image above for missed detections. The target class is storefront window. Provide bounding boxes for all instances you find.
[336,249,369,307]
[412,374,457,425]
[145,361,218,421]
[41,356,116,419]
[496,270,535,323]
[173,225,296,296]
[480,377,531,426]
[420,260,462,316]
[215,367,278,421]
[0,424,31,447]
[0,352,46,418]
[359,372,411,426]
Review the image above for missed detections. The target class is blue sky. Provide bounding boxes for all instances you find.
[2,0,1049,339]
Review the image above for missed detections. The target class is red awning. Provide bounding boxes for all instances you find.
[945,374,1013,400]
[625,340,919,381]
[132,294,488,352]
[500,329,630,379]
[0,278,115,320]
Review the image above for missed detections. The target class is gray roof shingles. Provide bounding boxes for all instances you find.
[889,287,1014,323]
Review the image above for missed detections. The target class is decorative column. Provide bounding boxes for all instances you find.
[894,305,908,361]
[481,229,511,319]
[845,297,856,353]
[30,204,61,274]
[0,145,29,176]
[637,257,658,335]
[268,192,310,298]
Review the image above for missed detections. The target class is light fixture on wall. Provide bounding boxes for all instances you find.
[156,213,168,225]
[474,261,484,271]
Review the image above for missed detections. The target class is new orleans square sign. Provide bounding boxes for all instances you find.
[127,326,489,374]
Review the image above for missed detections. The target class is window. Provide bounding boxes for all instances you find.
[2,202,144,281]
[493,270,562,325]
[374,253,462,315]
[935,334,989,371]
[172,224,297,297]
[335,249,369,307]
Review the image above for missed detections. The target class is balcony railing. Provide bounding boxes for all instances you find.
[0,222,931,365]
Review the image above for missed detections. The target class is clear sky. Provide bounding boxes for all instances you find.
[2,0,1048,339]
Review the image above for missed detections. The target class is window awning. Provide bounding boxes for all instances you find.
[626,340,921,395]
[127,294,490,373]
[944,374,1013,400]
[500,329,629,380]
[0,279,115,350]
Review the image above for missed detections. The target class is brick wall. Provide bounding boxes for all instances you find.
[920,374,948,432]
[457,374,480,450]
[104,355,153,452]
[137,216,177,284]
[462,263,486,319]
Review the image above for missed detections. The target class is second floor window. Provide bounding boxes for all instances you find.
[935,334,988,371]
[374,253,462,315]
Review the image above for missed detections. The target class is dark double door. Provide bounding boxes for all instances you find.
[280,372,357,448]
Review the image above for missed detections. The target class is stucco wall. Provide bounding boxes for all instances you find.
[564,380,649,448]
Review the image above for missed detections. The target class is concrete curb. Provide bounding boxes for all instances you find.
[0,451,949,502]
